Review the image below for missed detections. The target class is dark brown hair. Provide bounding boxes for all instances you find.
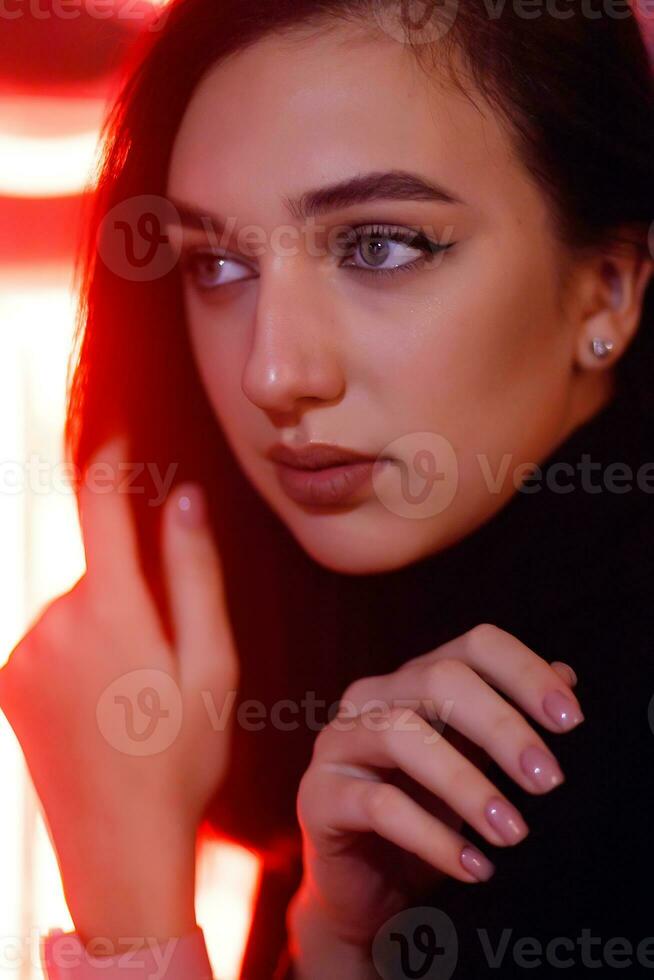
[65,0,654,854]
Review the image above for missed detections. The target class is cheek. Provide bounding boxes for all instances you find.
[363,235,559,386]
[365,240,571,473]
[184,291,251,421]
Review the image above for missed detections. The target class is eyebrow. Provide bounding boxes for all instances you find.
[167,169,465,232]
[284,169,465,219]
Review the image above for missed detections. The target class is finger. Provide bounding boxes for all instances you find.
[365,658,566,797]
[416,660,565,793]
[300,766,495,884]
[550,661,577,687]
[77,433,149,603]
[314,708,529,849]
[400,624,584,734]
[160,482,239,695]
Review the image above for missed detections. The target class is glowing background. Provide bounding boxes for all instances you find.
[0,6,262,976]
[0,269,261,980]
[3,6,650,978]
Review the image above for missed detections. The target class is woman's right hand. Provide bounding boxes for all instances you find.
[291,623,583,960]
[0,435,240,950]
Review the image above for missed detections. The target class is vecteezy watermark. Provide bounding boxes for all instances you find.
[371,908,654,977]
[96,193,457,283]
[477,927,654,969]
[373,432,460,520]
[369,0,460,45]
[481,452,654,495]
[0,0,170,30]
[96,674,456,757]
[0,455,178,506]
[203,691,456,743]
[96,668,184,756]
[0,927,181,978]
[372,906,459,979]
[97,195,184,282]
[366,0,647,50]
[42,932,182,980]
[370,432,654,520]
[482,0,639,19]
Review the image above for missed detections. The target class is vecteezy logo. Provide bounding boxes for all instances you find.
[115,687,168,743]
[396,449,444,505]
[369,0,460,46]
[96,668,183,756]
[372,906,458,979]
[96,195,182,282]
[373,431,459,519]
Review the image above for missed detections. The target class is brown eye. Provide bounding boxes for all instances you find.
[182,249,256,290]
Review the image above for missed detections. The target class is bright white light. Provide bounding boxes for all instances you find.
[0,97,105,198]
[0,131,100,198]
[196,839,262,980]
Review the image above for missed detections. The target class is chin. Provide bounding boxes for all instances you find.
[245,461,456,575]
[280,504,446,577]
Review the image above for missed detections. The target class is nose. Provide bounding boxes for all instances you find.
[241,263,345,415]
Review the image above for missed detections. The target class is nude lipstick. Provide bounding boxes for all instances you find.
[267,442,392,506]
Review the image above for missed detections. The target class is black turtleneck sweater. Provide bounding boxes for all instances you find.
[246,378,654,979]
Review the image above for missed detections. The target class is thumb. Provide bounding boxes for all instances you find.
[161,482,240,697]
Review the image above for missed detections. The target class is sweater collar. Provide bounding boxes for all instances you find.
[372,380,654,663]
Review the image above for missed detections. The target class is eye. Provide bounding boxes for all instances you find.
[337,223,454,278]
[180,247,256,290]
[179,224,455,293]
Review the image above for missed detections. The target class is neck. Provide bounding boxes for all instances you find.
[559,365,616,446]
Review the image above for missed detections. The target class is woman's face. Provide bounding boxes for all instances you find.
[166,24,610,575]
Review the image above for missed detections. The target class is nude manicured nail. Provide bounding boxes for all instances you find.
[460,845,495,882]
[551,661,578,687]
[520,745,564,791]
[175,484,207,528]
[485,796,528,844]
[543,690,584,730]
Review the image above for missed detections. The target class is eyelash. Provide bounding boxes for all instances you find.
[338,223,454,278]
[180,222,455,290]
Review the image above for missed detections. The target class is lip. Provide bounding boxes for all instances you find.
[267,442,383,470]
[267,442,392,506]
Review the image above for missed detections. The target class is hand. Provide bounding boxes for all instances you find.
[0,435,239,949]
[291,623,582,954]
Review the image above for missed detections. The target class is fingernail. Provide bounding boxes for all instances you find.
[520,745,564,792]
[551,661,577,687]
[175,484,206,529]
[460,845,495,882]
[484,796,528,844]
[543,690,584,730]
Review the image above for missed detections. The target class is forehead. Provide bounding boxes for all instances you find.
[166,25,542,229]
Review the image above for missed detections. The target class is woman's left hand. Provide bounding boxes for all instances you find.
[288,623,580,973]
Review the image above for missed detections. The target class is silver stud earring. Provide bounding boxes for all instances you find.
[590,337,615,359]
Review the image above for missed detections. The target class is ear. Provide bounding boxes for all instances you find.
[573,237,654,371]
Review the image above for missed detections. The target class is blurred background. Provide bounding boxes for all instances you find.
[1,4,653,978]
[0,4,261,978]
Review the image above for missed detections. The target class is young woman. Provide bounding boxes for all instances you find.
[1,1,653,977]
